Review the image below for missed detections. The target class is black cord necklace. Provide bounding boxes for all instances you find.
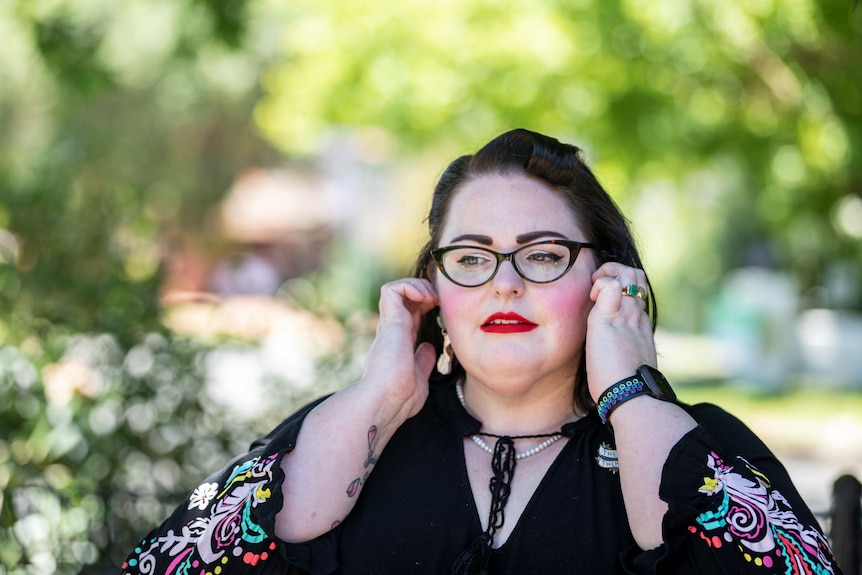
[452,381,565,575]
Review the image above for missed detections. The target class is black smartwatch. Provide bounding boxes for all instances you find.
[596,364,677,425]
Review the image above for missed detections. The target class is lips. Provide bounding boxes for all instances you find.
[481,312,538,333]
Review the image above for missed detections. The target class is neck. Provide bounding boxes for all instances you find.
[459,375,579,436]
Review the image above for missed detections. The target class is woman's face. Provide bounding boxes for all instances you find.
[433,172,598,393]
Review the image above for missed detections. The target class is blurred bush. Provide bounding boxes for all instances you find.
[0,318,369,573]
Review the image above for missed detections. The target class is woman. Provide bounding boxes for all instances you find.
[123,129,841,574]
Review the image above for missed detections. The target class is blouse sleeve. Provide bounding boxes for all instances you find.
[622,404,843,575]
[121,395,341,575]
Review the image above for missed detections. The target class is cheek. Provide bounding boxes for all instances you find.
[436,282,474,327]
[547,281,594,329]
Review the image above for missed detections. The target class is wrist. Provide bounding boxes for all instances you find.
[596,365,677,426]
[354,375,425,428]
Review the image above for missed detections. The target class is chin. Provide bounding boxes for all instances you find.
[468,356,548,382]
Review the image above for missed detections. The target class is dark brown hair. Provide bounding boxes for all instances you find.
[413,128,656,413]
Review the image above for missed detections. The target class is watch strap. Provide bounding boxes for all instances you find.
[596,375,646,425]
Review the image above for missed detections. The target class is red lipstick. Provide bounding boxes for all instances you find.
[481,312,538,333]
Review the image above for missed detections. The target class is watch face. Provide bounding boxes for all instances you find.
[639,365,677,401]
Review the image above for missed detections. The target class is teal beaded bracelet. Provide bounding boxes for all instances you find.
[596,376,645,425]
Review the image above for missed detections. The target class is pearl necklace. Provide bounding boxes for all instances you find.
[455,380,563,460]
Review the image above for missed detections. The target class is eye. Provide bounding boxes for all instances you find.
[456,253,492,268]
[525,250,563,265]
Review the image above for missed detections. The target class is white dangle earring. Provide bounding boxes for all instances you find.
[436,316,454,375]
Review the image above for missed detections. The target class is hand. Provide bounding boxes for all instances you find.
[361,278,439,419]
[586,262,657,401]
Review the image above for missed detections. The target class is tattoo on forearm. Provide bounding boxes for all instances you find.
[346,425,379,498]
[364,425,379,468]
[346,473,369,497]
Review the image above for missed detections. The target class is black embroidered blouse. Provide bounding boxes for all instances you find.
[122,377,842,574]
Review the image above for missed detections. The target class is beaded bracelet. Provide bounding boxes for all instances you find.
[596,376,645,425]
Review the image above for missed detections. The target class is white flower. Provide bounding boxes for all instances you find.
[188,482,219,511]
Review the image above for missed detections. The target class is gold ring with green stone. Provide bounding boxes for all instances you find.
[622,284,647,301]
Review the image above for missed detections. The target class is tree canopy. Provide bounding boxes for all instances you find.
[252,0,862,323]
[3,0,860,343]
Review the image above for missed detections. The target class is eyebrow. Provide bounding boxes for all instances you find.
[448,230,570,245]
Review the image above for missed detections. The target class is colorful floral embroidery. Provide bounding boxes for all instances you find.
[122,452,281,575]
[692,451,837,574]
[188,482,220,511]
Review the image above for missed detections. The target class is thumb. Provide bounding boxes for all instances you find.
[414,342,437,381]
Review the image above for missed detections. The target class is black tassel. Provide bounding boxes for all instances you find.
[451,533,492,575]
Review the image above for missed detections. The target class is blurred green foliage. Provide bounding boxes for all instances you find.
[0,0,289,571]
[0,0,277,348]
[0,0,860,572]
[252,0,862,325]
[1,334,219,572]
[0,331,359,573]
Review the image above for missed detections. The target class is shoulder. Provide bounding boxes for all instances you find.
[680,401,776,461]
[683,401,741,426]
[249,394,332,452]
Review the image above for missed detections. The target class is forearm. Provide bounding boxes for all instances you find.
[275,379,415,543]
[609,397,697,550]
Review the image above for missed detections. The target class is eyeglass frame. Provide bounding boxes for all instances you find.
[429,239,594,288]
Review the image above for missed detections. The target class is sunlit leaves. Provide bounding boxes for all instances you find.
[33,17,114,96]
[0,0,281,348]
[832,195,862,240]
[255,0,607,154]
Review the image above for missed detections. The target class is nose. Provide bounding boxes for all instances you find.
[491,258,525,296]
